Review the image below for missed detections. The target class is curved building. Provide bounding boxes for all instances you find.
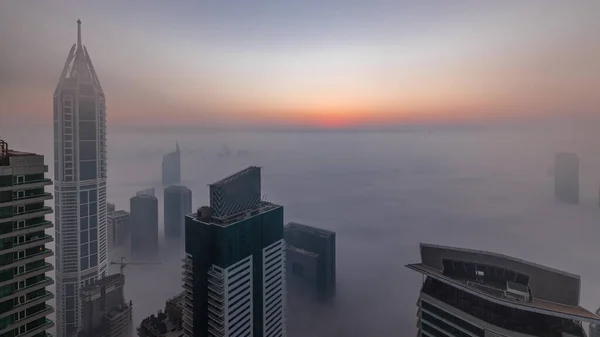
[53,20,108,337]
[407,243,600,337]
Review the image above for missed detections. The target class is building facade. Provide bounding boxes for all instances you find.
[182,166,286,337]
[0,141,55,337]
[554,152,579,204]
[107,211,130,250]
[284,222,335,302]
[54,20,108,337]
[130,195,158,258]
[79,274,132,337]
[162,144,181,187]
[164,186,192,241]
[407,243,600,337]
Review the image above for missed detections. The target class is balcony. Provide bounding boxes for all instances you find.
[0,179,52,192]
[0,305,53,335]
[17,319,54,337]
[0,292,54,319]
[0,256,53,276]
[0,221,53,240]
[2,235,53,254]
[0,193,53,207]
[2,277,54,302]
[3,207,52,222]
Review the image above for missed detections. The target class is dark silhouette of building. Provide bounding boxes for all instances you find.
[164,185,192,241]
[108,210,130,249]
[284,222,336,302]
[554,152,579,204]
[182,166,286,337]
[130,194,158,258]
[137,293,183,337]
[162,143,181,187]
[0,139,55,337]
[407,243,600,336]
[107,203,116,214]
[79,274,132,337]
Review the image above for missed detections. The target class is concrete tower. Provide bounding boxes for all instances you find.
[53,20,108,337]
[162,143,181,187]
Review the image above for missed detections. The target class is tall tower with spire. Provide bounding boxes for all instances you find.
[53,20,108,337]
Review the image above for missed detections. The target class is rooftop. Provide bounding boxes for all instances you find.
[287,244,320,258]
[407,243,600,324]
[285,222,335,238]
[109,210,130,218]
[81,274,124,294]
[192,201,280,227]
[209,166,260,187]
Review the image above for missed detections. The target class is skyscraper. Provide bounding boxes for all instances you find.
[0,139,55,337]
[407,243,600,336]
[130,194,158,258]
[107,210,130,249]
[54,20,108,337]
[162,143,181,187]
[554,152,579,204]
[182,166,286,337]
[164,185,192,241]
[284,222,336,302]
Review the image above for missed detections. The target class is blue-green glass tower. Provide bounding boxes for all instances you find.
[182,167,286,337]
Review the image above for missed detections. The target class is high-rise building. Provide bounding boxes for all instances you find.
[284,222,336,302]
[162,143,181,187]
[79,273,132,337]
[407,243,600,337]
[53,20,108,337]
[130,195,158,258]
[591,308,600,337]
[164,185,192,241]
[182,166,286,337]
[107,210,130,249]
[554,152,579,204]
[107,203,115,214]
[0,140,55,337]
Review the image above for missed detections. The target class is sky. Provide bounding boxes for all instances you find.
[0,0,599,130]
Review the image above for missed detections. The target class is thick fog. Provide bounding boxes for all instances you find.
[9,121,599,336]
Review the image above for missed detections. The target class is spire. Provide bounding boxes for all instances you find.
[77,19,82,50]
[176,142,180,152]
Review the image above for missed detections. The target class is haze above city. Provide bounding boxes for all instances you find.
[1,0,600,130]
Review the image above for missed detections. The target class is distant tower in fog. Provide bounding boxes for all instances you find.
[162,142,181,187]
[130,194,159,258]
[164,185,192,240]
[554,152,579,204]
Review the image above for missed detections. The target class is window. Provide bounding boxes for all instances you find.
[13,220,25,229]
[13,236,25,245]
[16,281,25,290]
[14,310,25,321]
[16,176,24,184]
[15,266,25,275]
[14,205,24,214]
[13,251,25,260]
[16,296,25,305]
[13,190,25,199]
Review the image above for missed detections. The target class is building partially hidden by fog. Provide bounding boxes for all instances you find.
[164,186,192,241]
[130,194,158,258]
[0,140,55,337]
[54,20,108,337]
[162,143,181,187]
[107,203,115,214]
[284,222,336,302]
[554,152,579,204]
[108,210,130,250]
[182,166,286,337]
[407,243,600,337]
[138,293,183,337]
[78,273,132,337]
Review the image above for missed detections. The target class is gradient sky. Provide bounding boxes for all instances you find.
[1,0,599,129]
